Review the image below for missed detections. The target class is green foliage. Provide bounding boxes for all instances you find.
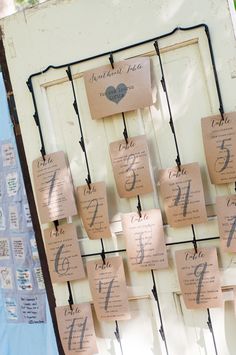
[234,0,236,10]
[16,0,39,5]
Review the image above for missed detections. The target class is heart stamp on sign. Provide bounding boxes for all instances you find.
[105,83,128,104]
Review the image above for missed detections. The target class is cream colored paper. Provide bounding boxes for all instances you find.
[201,112,236,184]
[0,239,10,260]
[87,256,130,321]
[216,195,236,252]
[2,143,15,167]
[32,151,77,223]
[84,57,152,119]
[158,163,207,227]
[9,205,19,230]
[175,247,223,309]
[77,182,111,239]
[121,209,168,271]
[44,223,85,283]
[0,267,13,289]
[109,135,153,198]
[55,303,98,355]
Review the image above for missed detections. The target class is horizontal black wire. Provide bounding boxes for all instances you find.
[80,235,220,258]
[27,24,210,81]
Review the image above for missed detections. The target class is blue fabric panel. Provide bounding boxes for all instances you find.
[0,72,59,355]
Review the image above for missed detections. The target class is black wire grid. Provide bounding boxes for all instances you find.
[26,24,224,355]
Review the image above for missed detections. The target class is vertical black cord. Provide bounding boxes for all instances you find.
[151,270,169,355]
[108,54,128,145]
[192,225,218,355]
[100,238,106,265]
[26,79,46,159]
[191,224,198,254]
[67,281,74,310]
[138,194,168,353]
[53,220,74,310]
[154,39,220,355]
[122,112,129,144]
[137,194,142,217]
[66,66,107,264]
[114,320,124,355]
[100,235,124,354]
[154,40,181,170]
[66,66,92,188]
[204,27,224,119]
[207,309,218,355]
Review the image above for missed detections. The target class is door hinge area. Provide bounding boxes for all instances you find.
[7,91,21,135]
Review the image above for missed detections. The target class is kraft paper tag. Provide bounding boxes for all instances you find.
[175,247,223,309]
[84,57,153,119]
[216,195,236,252]
[32,151,77,223]
[201,112,236,184]
[55,303,98,355]
[44,223,85,283]
[109,135,153,198]
[77,182,111,239]
[121,209,168,271]
[158,163,207,227]
[87,256,130,321]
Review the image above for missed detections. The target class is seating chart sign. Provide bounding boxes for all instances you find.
[44,223,85,283]
[158,163,207,227]
[121,209,168,271]
[84,57,152,119]
[175,247,223,309]
[77,182,111,239]
[216,195,236,252]
[109,135,153,198]
[56,303,98,355]
[32,151,77,223]
[87,256,130,321]
[201,112,236,184]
